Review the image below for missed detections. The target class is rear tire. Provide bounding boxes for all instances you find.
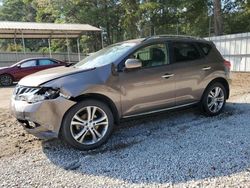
[61,100,114,150]
[201,83,226,116]
[0,74,13,86]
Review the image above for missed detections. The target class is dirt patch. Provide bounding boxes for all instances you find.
[231,72,250,96]
[0,108,41,158]
[0,85,15,109]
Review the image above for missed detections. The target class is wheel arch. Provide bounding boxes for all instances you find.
[0,72,14,78]
[203,77,230,99]
[70,93,120,124]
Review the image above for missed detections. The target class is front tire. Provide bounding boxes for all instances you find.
[61,100,114,150]
[201,83,226,116]
[0,74,13,86]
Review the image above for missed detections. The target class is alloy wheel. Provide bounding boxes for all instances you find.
[70,106,109,145]
[0,75,12,86]
[207,86,225,113]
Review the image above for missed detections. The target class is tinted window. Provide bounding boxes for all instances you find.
[39,59,56,66]
[132,43,169,68]
[198,43,212,55]
[20,60,37,68]
[173,42,201,63]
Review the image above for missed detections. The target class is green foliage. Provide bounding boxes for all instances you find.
[223,0,250,33]
[0,0,36,21]
[0,0,249,52]
[0,39,23,52]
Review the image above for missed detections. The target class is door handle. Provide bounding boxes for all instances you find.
[202,66,211,71]
[162,74,175,79]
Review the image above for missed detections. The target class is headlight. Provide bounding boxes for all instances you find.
[16,87,60,103]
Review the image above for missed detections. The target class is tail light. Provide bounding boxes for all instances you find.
[224,60,231,70]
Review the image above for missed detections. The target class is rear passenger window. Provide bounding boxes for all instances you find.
[198,43,212,55]
[173,42,201,63]
[38,59,56,66]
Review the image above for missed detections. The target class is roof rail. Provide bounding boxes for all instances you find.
[143,34,205,41]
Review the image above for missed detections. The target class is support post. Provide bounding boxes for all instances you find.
[66,34,70,63]
[14,30,18,61]
[77,38,81,62]
[48,38,52,58]
[21,31,26,57]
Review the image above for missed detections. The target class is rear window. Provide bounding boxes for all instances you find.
[173,42,201,63]
[198,43,212,56]
[38,59,56,66]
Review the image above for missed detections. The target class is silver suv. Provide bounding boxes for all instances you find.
[11,36,231,150]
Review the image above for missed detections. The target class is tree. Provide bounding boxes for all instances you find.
[0,0,36,21]
[213,0,223,35]
[0,0,249,52]
[223,0,250,34]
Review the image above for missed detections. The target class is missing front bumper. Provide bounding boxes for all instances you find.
[11,96,76,138]
[17,120,57,139]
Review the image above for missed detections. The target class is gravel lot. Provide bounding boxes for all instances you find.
[0,73,250,187]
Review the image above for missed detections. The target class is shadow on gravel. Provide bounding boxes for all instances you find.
[42,102,250,184]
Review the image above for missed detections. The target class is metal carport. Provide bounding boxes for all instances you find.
[0,21,102,62]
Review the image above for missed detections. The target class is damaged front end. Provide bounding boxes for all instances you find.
[11,85,76,139]
[10,64,120,139]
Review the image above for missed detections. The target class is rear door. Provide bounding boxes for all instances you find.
[119,42,176,117]
[170,41,210,105]
[37,59,60,71]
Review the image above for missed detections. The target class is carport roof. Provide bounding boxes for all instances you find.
[0,21,101,39]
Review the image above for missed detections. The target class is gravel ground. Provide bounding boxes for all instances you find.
[0,73,250,187]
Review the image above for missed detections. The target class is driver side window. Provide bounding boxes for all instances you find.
[132,43,169,68]
[20,60,37,68]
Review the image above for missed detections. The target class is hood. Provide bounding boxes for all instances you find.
[18,66,95,87]
[41,64,114,97]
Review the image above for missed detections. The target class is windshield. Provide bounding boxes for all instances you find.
[74,42,137,69]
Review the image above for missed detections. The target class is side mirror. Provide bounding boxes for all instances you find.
[125,59,142,69]
[17,64,21,68]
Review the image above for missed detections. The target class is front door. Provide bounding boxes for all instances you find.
[119,43,176,117]
[14,59,38,80]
